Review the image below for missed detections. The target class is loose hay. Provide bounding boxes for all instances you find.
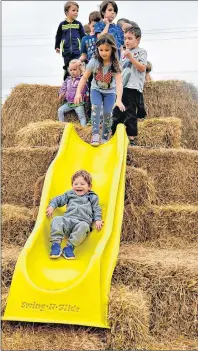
[1,205,34,246]
[107,285,150,350]
[2,146,58,207]
[114,244,198,336]
[122,203,198,243]
[127,147,198,204]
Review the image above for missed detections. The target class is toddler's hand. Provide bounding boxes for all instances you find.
[95,220,103,231]
[115,100,125,112]
[56,48,60,54]
[74,94,82,105]
[46,206,54,217]
[58,93,65,101]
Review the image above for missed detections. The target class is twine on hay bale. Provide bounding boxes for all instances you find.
[2,146,58,208]
[127,147,198,204]
[2,205,34,246]
[107,285,150,350]
[122,203,198,243]
[114,244,198,336]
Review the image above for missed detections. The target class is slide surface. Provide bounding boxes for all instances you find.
[3,123,128,328]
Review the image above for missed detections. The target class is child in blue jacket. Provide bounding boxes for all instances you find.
[55,1,85,80]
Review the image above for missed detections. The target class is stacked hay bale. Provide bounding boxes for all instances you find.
[2,82,198,350]
[2,81,198,149]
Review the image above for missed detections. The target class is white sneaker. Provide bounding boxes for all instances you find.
[91,134,100,146]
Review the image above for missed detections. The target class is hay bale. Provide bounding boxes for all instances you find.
[2,245,21,288]
[122,204,198,243]
[127,147,198,204]
[143,81,198,150]
[2,205,34,246]
[107,285,150,350]
[144,80,198,103]
[2,84,60,147]
[15,121,92,147]
[125,166,157,207]
[2,322,105,350]
[2,81,198,149]
[1,288,9,315]
[16,120,65,147]
[114,244,198,336]
[2,146,58,207]
[138,117,181,148]
[15,118,181,148]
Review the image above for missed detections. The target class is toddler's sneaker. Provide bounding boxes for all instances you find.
[50,242,62,258]
[91,134,100,146]
[62,244,75,260]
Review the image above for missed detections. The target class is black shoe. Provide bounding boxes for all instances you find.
[129,139,136,146]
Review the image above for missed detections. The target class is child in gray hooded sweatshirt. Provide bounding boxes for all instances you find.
[46,170,103,260]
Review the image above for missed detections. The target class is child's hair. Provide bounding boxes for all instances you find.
[64,1,79,14]
[83,24,91,35]
[100,0,118,19]
[88,11,101,24]
[95,33,121,73]
[117,18,139,28]
[146,61,152,73]
[69,59,85,74]
[72,170,92,187]
[124,26,142,39]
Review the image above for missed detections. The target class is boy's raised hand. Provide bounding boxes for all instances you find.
[46,206,54,217]
[103,18,110,25]
[95,220,104,231]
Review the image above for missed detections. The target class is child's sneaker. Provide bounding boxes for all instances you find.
[87,118,92,126]
[62,244,75,260]
[50,242,62,258]
[91,134,100,146]
[129,139,136,146]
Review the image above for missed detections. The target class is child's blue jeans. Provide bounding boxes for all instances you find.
[58,103,86,126]
[91,89,116,140]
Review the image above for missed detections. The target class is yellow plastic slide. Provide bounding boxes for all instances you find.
[3,123,128,328]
